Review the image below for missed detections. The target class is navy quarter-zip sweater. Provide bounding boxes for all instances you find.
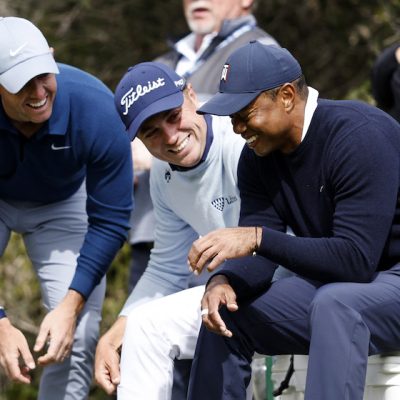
[219,99,400,299]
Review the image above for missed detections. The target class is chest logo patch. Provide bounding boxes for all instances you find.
[211,195,238,211]
[164,169,171,183]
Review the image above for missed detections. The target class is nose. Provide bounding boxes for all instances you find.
[231,117,246,135]
[26,77,46,98]
[160,122,179,145]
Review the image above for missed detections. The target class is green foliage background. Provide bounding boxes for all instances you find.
[0,0,399,399]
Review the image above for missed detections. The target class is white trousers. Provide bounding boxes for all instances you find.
[118,285,205,400]
[118,268,293,400]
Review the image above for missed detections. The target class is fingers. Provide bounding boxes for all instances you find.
[35,331,72,366]
[96,364,119,395]
[94,344,120,395]
[6,362,32,384]
[19,342,36,372]
[202,308,233,337]
[36,338,72,366]
[200,279,238,337]
[188,238,215,275]
[2,344,35,384]
[188,236,225,275]
[33,327,48,353]
[0,321,35,384]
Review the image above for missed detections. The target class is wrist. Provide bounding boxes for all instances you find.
[207,274,229,288]
[61,290,86,317]
[253,226,262,255]
[102,316,127,349]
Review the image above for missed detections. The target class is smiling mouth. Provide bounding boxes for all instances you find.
[246,134,258,145]
[27,97,47,109]
[170,135,190,154]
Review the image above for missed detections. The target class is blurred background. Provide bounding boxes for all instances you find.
[0,0,399,398]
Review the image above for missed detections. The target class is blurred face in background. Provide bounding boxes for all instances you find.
[183,0,253,36]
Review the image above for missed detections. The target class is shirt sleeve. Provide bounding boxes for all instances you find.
[69,114,133,299]
[120,166,198,315]
[259,123,399,283]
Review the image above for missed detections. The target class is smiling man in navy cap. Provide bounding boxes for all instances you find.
[94,61,246,399]
[187,41,400,400]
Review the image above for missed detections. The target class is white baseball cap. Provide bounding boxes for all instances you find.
[0,17,59,94]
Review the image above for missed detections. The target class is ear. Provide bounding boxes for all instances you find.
[279,83,296,112]
[185,83,198,104]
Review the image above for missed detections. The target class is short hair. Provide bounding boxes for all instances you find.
[265,75,308,101]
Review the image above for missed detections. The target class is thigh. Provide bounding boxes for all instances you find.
[22,185,88,309]
[125,285,205,359]
[229,275,323,356]
[312,265,400,353]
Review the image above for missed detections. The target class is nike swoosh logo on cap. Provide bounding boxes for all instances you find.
[9,42,28,57]
[51,144,71,150]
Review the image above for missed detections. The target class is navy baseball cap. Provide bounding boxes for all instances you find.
[114,62,186,141]
[198,41,302,116]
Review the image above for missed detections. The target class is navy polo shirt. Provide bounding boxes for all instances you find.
[0,63,133,298]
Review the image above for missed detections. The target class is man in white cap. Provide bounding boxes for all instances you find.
[187,41,400,400]
[0,17,133,399]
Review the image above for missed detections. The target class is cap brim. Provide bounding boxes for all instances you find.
[0,53,59,94]
[127,91,184,141]
[197,91,262,116]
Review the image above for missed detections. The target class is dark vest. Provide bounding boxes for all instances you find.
[155,18,278,98]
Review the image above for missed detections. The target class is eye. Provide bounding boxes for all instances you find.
[142,128,158,140]
[168,109,181,123]
[37,73,50,81]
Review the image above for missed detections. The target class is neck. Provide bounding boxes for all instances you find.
[12,120,43,138]
[194,34,206,52]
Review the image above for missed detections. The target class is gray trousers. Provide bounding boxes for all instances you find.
[0,183,105,400]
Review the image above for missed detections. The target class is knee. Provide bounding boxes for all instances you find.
[309,284,362,325]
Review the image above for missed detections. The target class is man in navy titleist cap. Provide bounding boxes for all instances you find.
[0,17,132,399]
[187,41,400,400]
[94,61,246,399]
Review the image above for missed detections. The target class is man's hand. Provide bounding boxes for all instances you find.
[201,275,238,337]
[188,227,260,275]
[94,316,127,394]
[34,290,85,366]
[0,318,35,384]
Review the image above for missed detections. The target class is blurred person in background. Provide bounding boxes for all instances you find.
[371,43,400,123]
